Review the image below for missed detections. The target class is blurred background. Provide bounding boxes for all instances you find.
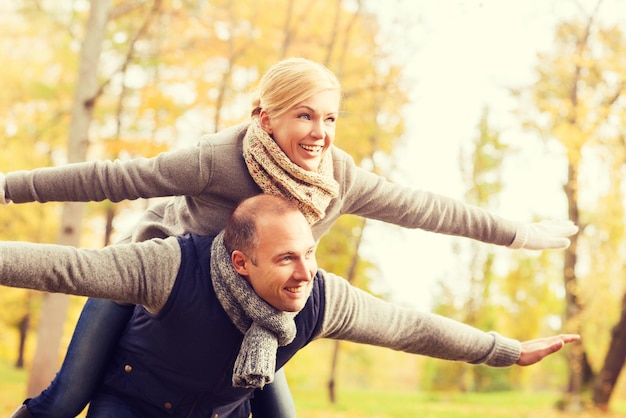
[1,0,626,416]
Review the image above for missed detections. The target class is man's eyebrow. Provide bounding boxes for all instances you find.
[274,250,296,258]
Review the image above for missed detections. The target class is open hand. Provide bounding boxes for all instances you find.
[516,334,580,366]
[511,220,579,250]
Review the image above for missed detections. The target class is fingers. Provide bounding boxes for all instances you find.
[546,237,572,250]
[517,220,579,250]
[516,334,580,366]
[542,220,579,237]
[539,220,579,249]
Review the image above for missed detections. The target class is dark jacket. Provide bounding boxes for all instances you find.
[99,234,325,418]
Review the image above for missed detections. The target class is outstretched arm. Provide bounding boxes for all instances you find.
[0,145,208,204]
[0,237,180,311]
[332,148,578,250]
[319,270,579,367]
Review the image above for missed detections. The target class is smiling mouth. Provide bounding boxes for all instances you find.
[299,144,323,153]
[285,286,305,294]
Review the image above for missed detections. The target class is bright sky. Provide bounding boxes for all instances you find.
[363,0,625,309]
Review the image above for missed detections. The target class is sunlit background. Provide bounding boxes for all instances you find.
[2,0,626,416]
[365,0,626,309]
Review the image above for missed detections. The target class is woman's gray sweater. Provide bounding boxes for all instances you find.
[4,122,517,245]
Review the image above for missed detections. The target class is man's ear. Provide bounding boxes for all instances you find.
[231,250,250,276]
[258,110,272,134]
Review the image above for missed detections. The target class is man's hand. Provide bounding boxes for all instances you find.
[516,334,580,366]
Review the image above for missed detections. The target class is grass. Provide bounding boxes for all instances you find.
[0,360,27,416]
[292,388,626,417]
[1,360,625,417]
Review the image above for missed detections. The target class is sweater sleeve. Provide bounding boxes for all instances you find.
[4,143,213,204]
[329,147,518,246]
[0,237,181,312]
[317,270,521,367]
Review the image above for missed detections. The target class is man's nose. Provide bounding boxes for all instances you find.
[294,259,314,281]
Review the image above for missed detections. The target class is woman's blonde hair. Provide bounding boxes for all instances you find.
[251,58,341,118]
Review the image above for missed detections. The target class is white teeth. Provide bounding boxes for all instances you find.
[286,287,303,293]
[300,144,322,152]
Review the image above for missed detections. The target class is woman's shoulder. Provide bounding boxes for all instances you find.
[330,145,359,180]
[199,122,249,147]
[330,145,356,165]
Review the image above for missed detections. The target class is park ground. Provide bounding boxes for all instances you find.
[2,360,626,417]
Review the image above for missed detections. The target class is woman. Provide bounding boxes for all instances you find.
[6,57,577,418]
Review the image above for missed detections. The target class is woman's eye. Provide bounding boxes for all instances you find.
[298,114,311,120]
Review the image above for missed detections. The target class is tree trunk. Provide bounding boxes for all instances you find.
[15,312,30,369]
[592,293,626,411]
[26,0,112,397]
[560,160,586,412]
[328,340,340,404]
[327,218,367,403]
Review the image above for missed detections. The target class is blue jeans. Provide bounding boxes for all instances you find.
[25,298,297,417]
[26,298,133,418]
[85,392,141,418]
[250,368,297,418]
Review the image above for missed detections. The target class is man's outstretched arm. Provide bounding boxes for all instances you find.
[0,237,180,311]
[319,270,579,367]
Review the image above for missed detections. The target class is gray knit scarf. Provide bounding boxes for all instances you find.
[242,119,339,224]
[210,231,298,389]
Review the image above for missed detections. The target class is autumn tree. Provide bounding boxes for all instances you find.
[25,0,114,397]
[2,0,412,406]
[0,4,70,368]
[593,294,626,410]
[426,109,520,392]
[425,103,574,394]
[515,1,626,410]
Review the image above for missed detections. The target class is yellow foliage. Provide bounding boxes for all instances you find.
[0,1,413,395]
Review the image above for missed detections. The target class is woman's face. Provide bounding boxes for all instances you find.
[260,89,340,172]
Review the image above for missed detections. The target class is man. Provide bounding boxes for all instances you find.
[7,194,578,417]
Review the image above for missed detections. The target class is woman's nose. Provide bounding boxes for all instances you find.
[310,119,325,139]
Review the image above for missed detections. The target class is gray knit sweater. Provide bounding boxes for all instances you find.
[4,122,517,245]
[0,238,521,367]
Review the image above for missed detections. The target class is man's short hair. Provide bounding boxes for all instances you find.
[223,194,301,258]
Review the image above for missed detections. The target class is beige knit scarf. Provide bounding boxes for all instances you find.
[242,119,339,224]
[210,231,298,389]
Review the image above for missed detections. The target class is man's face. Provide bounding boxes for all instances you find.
[234,211,318,312]
[259,89,340,172]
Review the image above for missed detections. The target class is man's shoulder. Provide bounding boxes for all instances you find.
[302,272,327,317]
[175,234,217,262]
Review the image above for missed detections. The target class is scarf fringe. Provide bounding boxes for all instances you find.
[232,324,278,389]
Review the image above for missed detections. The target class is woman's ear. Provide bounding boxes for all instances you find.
[231,250,250,276]
[258,109,272,134]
